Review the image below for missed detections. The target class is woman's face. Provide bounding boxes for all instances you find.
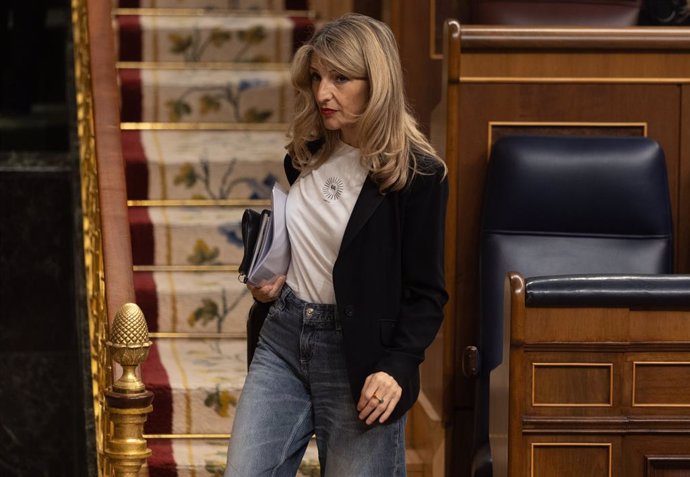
[310,53,369,147]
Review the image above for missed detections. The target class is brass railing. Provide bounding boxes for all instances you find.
[71,0,151,474]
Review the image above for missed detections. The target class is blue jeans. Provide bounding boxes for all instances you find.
[225,286,407,477]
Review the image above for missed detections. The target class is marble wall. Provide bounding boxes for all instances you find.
[0,0,95,473]
[0,153,93,476]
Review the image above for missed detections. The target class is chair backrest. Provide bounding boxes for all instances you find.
[470,0,642,25]
[473,134,672,476]
[480,134,672,368]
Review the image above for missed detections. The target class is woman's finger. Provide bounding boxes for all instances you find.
[378,394,401,424]
[357,371,402,424]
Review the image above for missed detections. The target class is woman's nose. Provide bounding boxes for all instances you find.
[316,80,333,102]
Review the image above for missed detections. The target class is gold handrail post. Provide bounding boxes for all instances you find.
[104,303,153,476]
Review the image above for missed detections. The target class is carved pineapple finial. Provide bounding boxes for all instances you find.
[107,303,152,393]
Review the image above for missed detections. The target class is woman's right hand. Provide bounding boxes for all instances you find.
[247,275,286,303]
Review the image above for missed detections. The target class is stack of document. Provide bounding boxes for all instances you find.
[246,183,290,286]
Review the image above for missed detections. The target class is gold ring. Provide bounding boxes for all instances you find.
[374,394,384,405]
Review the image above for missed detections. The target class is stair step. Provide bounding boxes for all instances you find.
[122,129,287,201]
[142,439,423,476]
[142,338,247,434]
[119,68,292,123]
[144,437,319,476]
[115,0,308,10]
[116,13,314,63]
[134,271,252,334]
[141,337,427,470]
[129,206,254,266]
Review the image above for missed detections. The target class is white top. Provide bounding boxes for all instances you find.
[285,141,368,304]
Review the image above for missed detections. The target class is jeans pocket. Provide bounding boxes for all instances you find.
[379,319,397,347]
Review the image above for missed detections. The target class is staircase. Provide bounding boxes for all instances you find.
[112,0,319,474]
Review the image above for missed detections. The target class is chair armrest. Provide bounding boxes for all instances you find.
[524,274,690,308]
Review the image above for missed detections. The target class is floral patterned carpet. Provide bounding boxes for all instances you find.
[113,0,320,474]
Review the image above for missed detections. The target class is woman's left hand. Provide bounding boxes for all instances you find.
[356,371,402,425]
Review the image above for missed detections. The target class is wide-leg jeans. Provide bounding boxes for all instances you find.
[225,286,406,477]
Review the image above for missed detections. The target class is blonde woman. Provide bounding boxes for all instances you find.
[225,13,448,476]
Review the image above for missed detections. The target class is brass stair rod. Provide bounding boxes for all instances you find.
[105,303,154,477]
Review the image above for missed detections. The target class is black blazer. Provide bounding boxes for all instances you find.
[283,149,449,422]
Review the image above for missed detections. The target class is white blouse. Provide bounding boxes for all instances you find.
[285,141,368,304]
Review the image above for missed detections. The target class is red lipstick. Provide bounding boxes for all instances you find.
[320,108,335,117]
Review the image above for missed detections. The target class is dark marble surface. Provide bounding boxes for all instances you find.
[0,0,95,474]
[0,352,81,476]
[0,162,75,352]
[0,157,93,476]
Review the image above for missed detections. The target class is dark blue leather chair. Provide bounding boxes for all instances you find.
[470,135,673,476]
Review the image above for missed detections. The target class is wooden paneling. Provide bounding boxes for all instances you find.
[645,456,690,477]
[390,0,442,136]
[508,274,690,477]
[509,435,624,477]
[633,362,690,407]
[627,438,690,476]
[436,24,690,474]
[532,363,612,407]
[531,443,612,477]
[309,0,352,20]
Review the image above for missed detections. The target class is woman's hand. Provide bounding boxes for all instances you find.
[356,371,402,425]
[247,275,286,303]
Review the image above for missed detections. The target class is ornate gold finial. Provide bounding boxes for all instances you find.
[105,303,154,477]
[107,303,152,393]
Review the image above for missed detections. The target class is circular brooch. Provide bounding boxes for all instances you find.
[322,177,344,202]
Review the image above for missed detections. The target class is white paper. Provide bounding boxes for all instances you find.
[247,183,291,286]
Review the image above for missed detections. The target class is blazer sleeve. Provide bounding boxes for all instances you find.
[373,165,449,386]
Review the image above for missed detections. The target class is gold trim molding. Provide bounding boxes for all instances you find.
[133,265,239,272]
[632,361,690,408]
[121,122,288,131]
[71,0,110,474]
[530,442,613,477]
[531,363,613,408]
[114,8,313,17]
[117,61,290,71]
[144,433,231,439]
[461,76,690,84]
[128,199,271,207]
[150,332,246,339]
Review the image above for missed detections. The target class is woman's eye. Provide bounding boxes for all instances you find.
[310,72,321,82]
[335,74,349,84]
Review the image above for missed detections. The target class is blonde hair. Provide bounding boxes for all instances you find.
[287,13,447,192]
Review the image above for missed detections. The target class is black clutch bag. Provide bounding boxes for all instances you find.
[238,208,270,283]
[239,208,272,368]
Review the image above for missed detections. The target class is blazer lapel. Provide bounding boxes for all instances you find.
[339,177,385,253]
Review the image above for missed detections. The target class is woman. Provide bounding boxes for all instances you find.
[225,13,448,476]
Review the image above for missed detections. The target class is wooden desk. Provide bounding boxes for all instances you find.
[507,272,690,476]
